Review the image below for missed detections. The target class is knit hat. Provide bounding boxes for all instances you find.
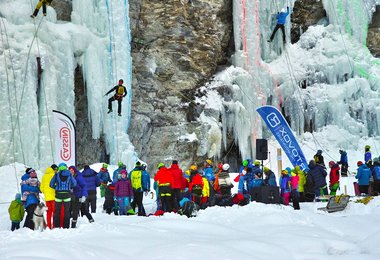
[15,193,21,200]
[357,161,363,166]
[172,160,178,165]
[69,166,77,172]
[118,161,124,167]
[25,167,32,174]
[135,161,142,166]
[102,163,108,169]
[51,164,58,171]
[317,149,322,155]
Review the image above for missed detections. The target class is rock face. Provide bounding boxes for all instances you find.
[368,6,380,57]
[291,0,326,43]
[52,0,72,21]
[129,0,233,172]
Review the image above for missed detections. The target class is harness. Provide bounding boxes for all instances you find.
[33,212,43,218]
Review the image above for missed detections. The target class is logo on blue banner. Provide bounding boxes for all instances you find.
[256,106,309,172]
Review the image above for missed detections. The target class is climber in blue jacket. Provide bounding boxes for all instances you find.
[268,6,290,43]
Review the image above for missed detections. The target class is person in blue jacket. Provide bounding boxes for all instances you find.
[112,162,126,184]
[337,149,348,176]
[82,165,101,213]
[263,167,277,186]
[364,145,372,165]
[238,161,263,194]
[203,159,215,206]
[69,166,94,228]
[268,6,290,43]
[50,163,77,229]
[20,168,40,229]
[356,161,372,195]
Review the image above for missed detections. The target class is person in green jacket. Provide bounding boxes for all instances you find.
[8,193,25,231]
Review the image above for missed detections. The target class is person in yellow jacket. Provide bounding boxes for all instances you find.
[40,164,58,229]
[293,165,306,202]
[201,176,210,209]
[31,0,53,18]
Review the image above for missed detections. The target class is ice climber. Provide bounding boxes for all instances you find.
[105,79,127,116]
[31,0,53,18]
[268,6,290,43]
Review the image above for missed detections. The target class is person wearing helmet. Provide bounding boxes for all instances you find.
[155,162,174,212]
[98,163,111,198]
[214,163,233,206]
[30,0,53,18]
[365,145,372,165]
[356,160,372,195]
[328,161,340,196]
[263,167,277,187]
[313,149,325,167]
[105,79,127,116]
[112,162,125,184]
[337,150,348,177]
[268,6,290,43]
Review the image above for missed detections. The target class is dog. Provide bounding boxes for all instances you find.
[33,202,47,231]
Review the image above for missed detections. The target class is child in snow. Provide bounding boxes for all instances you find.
[114,170,133,215]
[21,171,40,202]
[8,193,25,231]
[279,170,291,205]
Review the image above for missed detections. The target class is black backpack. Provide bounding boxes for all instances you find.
[179,201,197,218]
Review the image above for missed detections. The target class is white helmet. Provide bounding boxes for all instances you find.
[222,163,230,171]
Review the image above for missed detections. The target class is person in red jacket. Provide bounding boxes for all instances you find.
[189,168,204,206]
[328,161,340,195]
[154,163,174,212]
[167,160,186,211]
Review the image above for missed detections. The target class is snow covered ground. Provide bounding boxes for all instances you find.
[1,162,380,259]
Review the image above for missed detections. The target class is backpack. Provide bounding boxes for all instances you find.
[117,85,125,96]
[130,170,142,190]
[179,201,197,218]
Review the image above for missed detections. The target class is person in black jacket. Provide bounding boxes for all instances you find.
[307,160,328,197]
[104,79,127,116]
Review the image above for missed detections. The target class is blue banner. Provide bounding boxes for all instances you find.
[256,106,309,172]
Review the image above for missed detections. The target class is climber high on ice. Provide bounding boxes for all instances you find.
[105,79,127,116]
[268,6,290,44]
[31,0,53,18]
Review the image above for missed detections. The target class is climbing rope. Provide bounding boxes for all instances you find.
[0,18,20,192]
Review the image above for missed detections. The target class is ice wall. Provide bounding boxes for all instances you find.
[0,0,136,170]
[72,0,137,170]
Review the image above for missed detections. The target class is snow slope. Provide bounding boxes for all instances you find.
[1,163,380,259]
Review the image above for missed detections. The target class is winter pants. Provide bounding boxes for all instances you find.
[172,188,182,211]
[270,24,286,42]
[45,200,55,229]
[86,190,97,213]
[315,186,328,197]
[108,96,122,114]
[117,197,130,215]
[341,163,348,176]
[159,185,173,212]
[23,204,37,230]
[71,197,93,223]
[291,190,300,210]
[11,221,20,231]
[131,191,146,216]
[281,192,290,205]
[54,192,71,229]
[359,185,369,195]
[330,183,340,196]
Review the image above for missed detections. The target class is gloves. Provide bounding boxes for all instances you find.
[79,196,86,203]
